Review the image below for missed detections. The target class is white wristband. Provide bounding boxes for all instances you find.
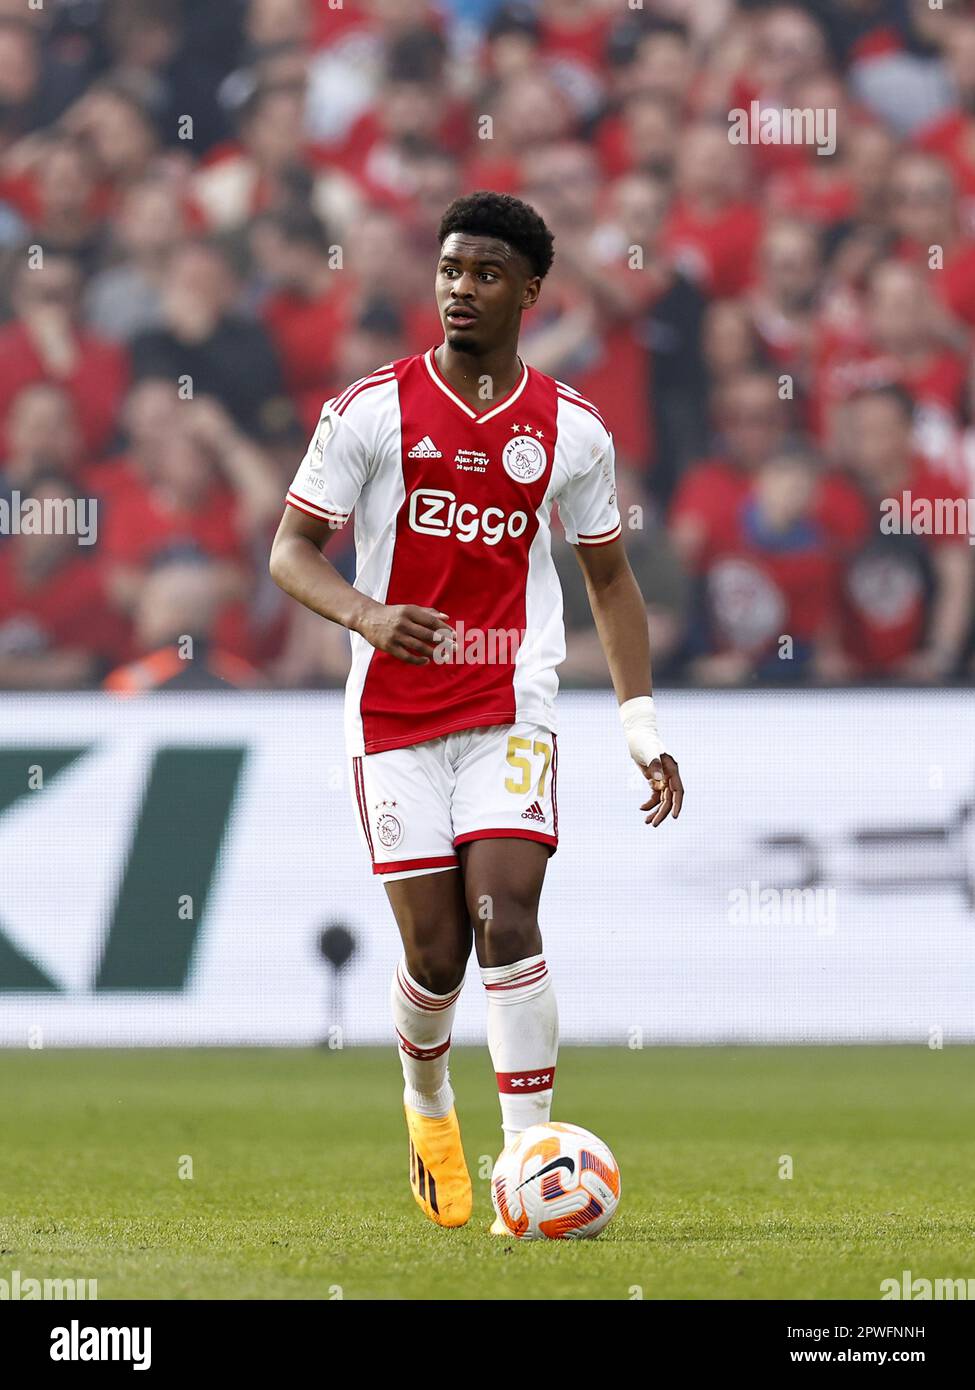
[619,695,665,768]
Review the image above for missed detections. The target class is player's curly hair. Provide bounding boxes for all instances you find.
[437,191,555,280]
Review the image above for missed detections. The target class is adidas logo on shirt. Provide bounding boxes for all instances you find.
[521,800,546,823]
[408,435,443,458]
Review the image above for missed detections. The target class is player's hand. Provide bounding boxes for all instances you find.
[638,753,683,827]
[357,603,454,665]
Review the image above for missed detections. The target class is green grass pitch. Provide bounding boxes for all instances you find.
[3,1046,973,1300]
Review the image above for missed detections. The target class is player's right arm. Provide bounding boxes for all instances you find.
[269,505,447,667]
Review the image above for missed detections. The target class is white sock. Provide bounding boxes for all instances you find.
[480,953,558,1145]
[391,958,463,1118]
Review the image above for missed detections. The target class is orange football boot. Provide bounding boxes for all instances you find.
[404,1104,472,1228]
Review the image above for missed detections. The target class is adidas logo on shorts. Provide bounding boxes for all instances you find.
[521,800,546,823]
[408,435,443,458]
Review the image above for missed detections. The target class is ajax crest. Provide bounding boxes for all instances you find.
[376,812,403,849]
[502,435,546,484]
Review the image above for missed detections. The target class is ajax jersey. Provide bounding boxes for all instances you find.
[286,348,621,757]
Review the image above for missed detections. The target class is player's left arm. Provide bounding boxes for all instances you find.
[573,536,683,826]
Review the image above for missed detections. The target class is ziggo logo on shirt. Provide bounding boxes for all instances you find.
[408,489,529,546]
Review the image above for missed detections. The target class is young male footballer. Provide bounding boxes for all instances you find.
[270,191,683,1231]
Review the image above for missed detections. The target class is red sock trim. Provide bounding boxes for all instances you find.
[396,1030,452,1061]
[396,965,463,1011]
[496,1066,556,1093]
[483,960,548,992]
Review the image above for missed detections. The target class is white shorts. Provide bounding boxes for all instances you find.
[349,721,559,881]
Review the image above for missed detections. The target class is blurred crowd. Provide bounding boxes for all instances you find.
[2,0,975,691]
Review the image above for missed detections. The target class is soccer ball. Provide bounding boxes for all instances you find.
[491,1122,621,1239]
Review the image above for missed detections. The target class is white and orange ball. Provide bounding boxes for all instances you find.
[491,1122,621,1240]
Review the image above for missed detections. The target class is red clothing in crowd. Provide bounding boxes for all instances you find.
[329,101,471,181]
[98,465,245,569]
[915,112,975,229]
[895,234,975,328]
[96,463,254,661]
[0,168,116,229]
[838,457,971,672]
[570,320,652,470]
[460,152,523,196]
[0,322,129,457]
[765,163,859,227]
[671,457,869,573]
[262,281,354,434]
[309,0,371,49]
[810,330,967,442]
[404,305,445,357]
[726,80,813,180]
[663,199,763,297]
[538,7,613,74]
[702,521,838,659]
[594,113,643,181]
[191,141,313,228]
[0,550,130,669]
[522,266,654,468]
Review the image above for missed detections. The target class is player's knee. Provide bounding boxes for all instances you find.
[477,899,540,966]
[405,950,466,997]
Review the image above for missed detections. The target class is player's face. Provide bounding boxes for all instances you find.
[436,233,539,354]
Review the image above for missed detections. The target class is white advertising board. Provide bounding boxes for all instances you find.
[0,691,972,1045]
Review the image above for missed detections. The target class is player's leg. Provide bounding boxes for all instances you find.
[350,740,473,1226]
[385,865,471,1121]
[451,724,560,1154]
[460,837,558,1145]
[384,867,474,1227]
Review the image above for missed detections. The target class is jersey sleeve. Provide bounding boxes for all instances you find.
[286,399,371,526]
[556,428,622,546]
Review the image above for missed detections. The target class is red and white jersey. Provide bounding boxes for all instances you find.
[286,348,620,756]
